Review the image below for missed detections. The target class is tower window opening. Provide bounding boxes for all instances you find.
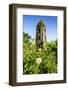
[38,28,40,33]
[39,36,40,40]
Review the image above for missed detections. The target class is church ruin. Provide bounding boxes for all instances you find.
[36,20,47,49]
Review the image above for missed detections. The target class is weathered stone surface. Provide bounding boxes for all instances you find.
[36,20,47,49]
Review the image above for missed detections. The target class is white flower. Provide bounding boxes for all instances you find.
[38,48,41,51]
[36,58,41,64]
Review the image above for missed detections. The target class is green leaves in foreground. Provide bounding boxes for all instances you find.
[23,32,57,74]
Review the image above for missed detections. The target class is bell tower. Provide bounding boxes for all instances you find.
[36,20,46,49]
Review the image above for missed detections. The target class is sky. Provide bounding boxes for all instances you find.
[23,15,57,41]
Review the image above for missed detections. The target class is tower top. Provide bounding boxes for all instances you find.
[37,20,46,29]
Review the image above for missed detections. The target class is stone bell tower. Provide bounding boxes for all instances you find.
[36,20,46,49]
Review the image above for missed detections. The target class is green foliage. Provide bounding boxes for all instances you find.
[23,32,57,74]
